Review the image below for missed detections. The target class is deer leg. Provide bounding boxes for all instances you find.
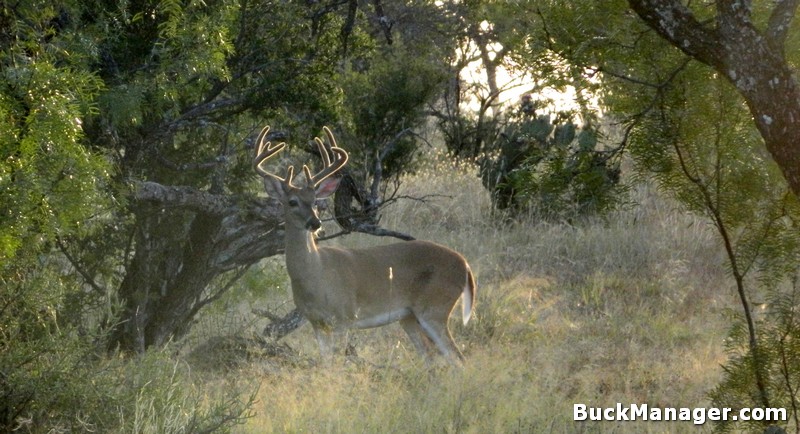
[399,316,436,361]
[314,326,355,364]
[313,327,334,364]
[415,314,464,365]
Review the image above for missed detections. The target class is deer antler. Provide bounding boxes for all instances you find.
[253,125,295,184]
[304,126,349,188]
[254,126,347,188]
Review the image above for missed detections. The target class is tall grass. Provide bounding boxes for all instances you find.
[192,157,734,433]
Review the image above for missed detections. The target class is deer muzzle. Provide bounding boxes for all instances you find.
[306,216,322,231]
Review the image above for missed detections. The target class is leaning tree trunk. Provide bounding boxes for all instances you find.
[109,182,284,353]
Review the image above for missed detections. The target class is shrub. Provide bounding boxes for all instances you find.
[479,107,624,219]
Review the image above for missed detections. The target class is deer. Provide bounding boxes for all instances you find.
[253,125,476,365]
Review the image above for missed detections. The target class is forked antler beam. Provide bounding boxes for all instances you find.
[253,126,348,188]
[307,126,348,188]
[253,126,293,183]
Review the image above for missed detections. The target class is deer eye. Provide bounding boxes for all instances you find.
[287,198,299,207]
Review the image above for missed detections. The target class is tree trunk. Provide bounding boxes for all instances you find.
[628,0,800,196]
[108,182,284,353]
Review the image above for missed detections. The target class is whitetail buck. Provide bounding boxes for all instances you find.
[253,126,476,365]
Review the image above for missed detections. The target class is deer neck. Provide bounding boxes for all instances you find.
[283,225,322,280]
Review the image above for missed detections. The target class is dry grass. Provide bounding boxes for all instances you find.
[188,156,737,433]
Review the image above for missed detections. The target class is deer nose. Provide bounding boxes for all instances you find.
[306,217,322,231]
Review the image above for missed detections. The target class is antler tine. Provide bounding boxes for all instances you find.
[253,125,288,181]
[307,126,349,187]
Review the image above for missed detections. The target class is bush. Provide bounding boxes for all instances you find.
[1,255,256,433]
[479,106,624,220]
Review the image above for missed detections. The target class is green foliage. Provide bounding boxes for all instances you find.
[1,252,256,432]
[0,11,112,264]
[0,1,272,430]
[711,277,800,433]
[0,5,117,426]
[479,109,623,219]
[628,59,800,433]
[512,1,800,431]
[341,43,448,181]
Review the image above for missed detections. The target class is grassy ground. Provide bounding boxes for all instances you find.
[186,157,735,433]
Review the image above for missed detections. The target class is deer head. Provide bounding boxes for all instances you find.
[253,125,348,231]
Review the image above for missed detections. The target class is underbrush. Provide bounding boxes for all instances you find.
[183,162,733,433]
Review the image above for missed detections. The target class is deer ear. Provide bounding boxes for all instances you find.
[315,176,341,199]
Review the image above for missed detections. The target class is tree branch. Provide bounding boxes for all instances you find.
[716,0,753,29]
[56,238,107,295]
[591,57,690,90]
[766,0,800,52]
[370,128,413,201]
[372,0,393,45]
[188,266,250,321]
[628,0,721,65]
[259,308,307,340]
[316,222,415,241]
[133,181,237,215]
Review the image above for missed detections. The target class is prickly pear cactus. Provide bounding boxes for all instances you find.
[479,106,622,219]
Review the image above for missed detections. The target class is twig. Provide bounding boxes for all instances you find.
[188,266,250,320]
[56,238,106,295]
[252,308,283,322]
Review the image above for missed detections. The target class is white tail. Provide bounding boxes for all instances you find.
[254,126,476,365]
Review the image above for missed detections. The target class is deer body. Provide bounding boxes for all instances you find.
[255,126,476,364]
[287,238,474,330]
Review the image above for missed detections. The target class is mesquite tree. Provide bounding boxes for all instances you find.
[83,0,346,352]
[511,1,800,430]
[628,0,800,197]
[3,0,463,356]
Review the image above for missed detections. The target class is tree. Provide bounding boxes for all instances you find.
[1,2,252,430]
[334,46,448,235]
[0,2,111,266]
[80,0,346,352]
[2,0,463,355]
[628,0,800,197]
[1,2,116,427]
[513,1,800,430]
[433,1,532,161]
[632,58,800,434]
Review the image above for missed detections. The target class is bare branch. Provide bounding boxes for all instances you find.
[188,266,250,320]
[380,193,453,208]
[370,128,413,200]
[133,181,236,215]
[767,0,800,51]
[372,0,393,45]
[593,57,691,90]
[56,238,106,295]
[316,223,415,241]
[252,308,283,322]
[261,308,307,340]
[341,0,359,57]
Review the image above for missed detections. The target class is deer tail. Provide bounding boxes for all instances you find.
[462,265,476,326]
